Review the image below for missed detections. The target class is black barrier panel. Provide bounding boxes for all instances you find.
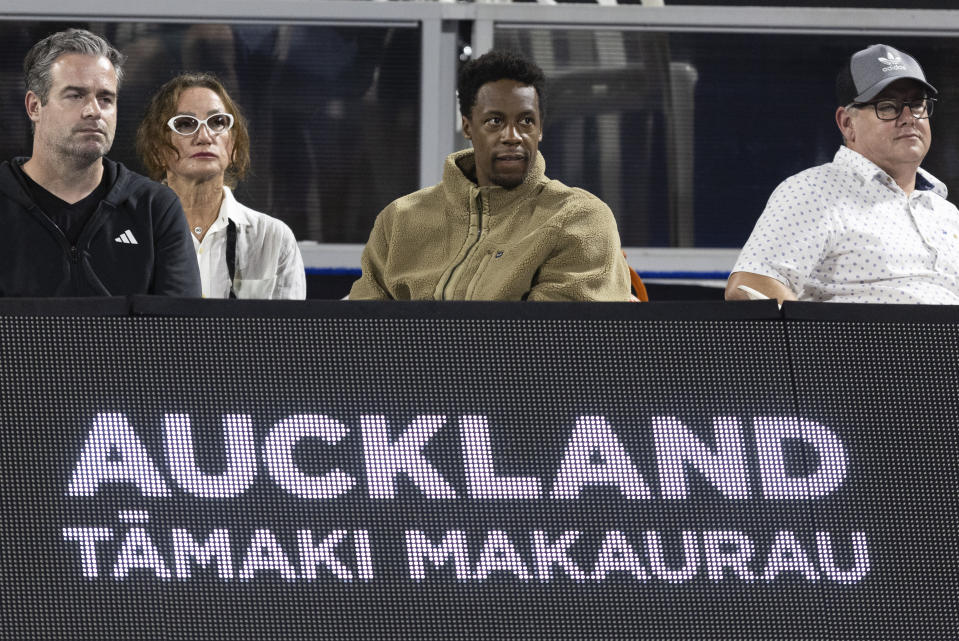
[0,297,130,317]
[783,304,959,639]
[0,302,951,640]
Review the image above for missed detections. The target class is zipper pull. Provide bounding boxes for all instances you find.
[70,246,79,264]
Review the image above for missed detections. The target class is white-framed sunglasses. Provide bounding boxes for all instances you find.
[166,113,235,136]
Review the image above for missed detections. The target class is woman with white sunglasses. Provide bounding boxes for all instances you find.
[136,73,305,299]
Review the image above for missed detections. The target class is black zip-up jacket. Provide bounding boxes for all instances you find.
[0,158,201,297]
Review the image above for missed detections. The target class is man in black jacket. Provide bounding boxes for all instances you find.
[0,28,200,297]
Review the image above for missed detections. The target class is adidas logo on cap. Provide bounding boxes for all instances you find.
[878,48,906,73]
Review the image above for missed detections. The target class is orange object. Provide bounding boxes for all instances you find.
[624,251,648,302]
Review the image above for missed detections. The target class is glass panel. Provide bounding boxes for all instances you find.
[0,21,420,243]
[495,29,959,248]
[665,0,954,7]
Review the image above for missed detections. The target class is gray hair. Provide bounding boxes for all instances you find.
[24,28,125,104]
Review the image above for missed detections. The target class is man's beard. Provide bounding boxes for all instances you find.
[52,128,113,167]
[490,167,528,190]
[61,138,111,165]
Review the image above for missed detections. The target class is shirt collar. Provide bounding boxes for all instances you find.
[208,186,251,233]
[834,145,948,198]
[915,168,944,195]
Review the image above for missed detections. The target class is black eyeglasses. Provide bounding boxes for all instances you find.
[851,97,936,121]
[166,113,235,136]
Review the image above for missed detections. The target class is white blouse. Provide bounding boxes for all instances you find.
[192,187,306,299]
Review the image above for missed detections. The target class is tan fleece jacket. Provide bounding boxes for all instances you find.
[349,149,631,301]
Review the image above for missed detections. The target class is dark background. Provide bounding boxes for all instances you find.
[2,18,958,250]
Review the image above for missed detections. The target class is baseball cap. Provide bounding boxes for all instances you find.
[836,44,937,105]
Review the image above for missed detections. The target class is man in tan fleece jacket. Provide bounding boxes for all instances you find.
[349,50,631,301]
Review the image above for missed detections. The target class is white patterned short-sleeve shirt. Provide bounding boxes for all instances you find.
[732,145,959,304]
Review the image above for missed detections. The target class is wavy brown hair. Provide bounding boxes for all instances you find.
[136,72,250,187]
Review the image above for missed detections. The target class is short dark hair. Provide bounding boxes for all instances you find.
[135,72,250,187]
[24,28,125,104]
[457,50,546,120]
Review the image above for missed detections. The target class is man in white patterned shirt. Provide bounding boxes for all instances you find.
[726,44,959,304]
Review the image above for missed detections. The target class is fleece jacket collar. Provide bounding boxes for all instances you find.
[446,148,548,214]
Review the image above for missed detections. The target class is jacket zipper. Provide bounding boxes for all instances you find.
[442,191,485,299]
